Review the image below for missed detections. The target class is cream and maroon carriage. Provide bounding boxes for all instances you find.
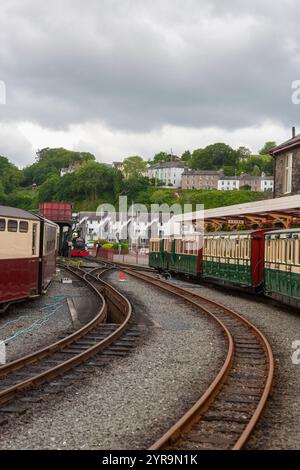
[0,205,58,310]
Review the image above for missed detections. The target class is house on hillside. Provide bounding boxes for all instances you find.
[147,161,186,188]
[217,176,273,192]
[269,128,300,197]
[182,169,223,190]
[60,162,81,177]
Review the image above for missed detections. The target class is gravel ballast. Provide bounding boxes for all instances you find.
[0,270,225,450]
[0,268,101,362]
[181,280,300,450]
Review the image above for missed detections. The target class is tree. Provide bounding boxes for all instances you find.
[190,143,238,170]
[123,156,147,178]
[223,165,236,176]
[237,146,251,159]
[121,176,150,202]
[152,152,170,164]
[181,150,191,162]
[23,148,96,186]
[259,141,277,155]
[0,156,23,193]
[238,154,273,176]
[151,151,179,164]
[38,175,60,202]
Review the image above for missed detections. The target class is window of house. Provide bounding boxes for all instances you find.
[0,219,5,231]
[283,153,293,193]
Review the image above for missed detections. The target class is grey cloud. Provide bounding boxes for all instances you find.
[0,124,34,166]
[0,0,300,133]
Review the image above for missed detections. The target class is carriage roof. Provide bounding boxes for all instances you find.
[0,205,40,221]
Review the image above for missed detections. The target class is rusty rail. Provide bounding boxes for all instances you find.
[0,264,132,406]
[110,266,274,451]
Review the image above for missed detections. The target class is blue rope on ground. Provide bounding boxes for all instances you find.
[2,295,67,344]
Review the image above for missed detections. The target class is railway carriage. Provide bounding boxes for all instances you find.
[149,235,202,276]
[149,239,163,269]
[264,228,300,308]
[169,237,202,276]
[202,230,266,291]
[149,227,300,310]
[0,205,58,309]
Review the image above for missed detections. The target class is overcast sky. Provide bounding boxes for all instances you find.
[0,0,300,167]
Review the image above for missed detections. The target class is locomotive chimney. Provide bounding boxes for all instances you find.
[292,126,296,138]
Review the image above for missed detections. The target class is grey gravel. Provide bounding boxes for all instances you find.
[0,268,101,362]
[0,270,225,450]
[181,281,300,450]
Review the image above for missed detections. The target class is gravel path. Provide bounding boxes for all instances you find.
[171,279,300,450]
[0,268,101,363]
[0,270,225,450]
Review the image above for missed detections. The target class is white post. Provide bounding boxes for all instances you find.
[0,341,6,365]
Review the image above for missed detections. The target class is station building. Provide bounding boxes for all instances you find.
[270,128,300,198]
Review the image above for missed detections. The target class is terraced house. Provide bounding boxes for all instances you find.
[270,128,300,197]
[181,169,223,190]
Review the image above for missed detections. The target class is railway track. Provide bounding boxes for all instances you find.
[99,259,274,450]
[0,264,137,410]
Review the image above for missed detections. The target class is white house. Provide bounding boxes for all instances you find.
[148,162,186,188]
[60,162,81,177]
[218,176,274,192]
[76,211,169,247]
[217,178,240,190]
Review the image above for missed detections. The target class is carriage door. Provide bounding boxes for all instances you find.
[31,223,39,294]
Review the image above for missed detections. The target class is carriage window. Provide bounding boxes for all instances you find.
[19,221,29,233]
[8,220,18,232]
[32,224,37,255]
[0,219,5,231]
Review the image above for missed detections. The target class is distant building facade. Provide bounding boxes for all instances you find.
[218,176,273,192]
[269,129,300,197]
[60,162,81,177]
[76,211,168,247]
[182,169,223,190]
[148,161,186,188]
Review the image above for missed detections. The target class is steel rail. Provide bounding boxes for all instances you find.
[0,264,132,406]
[112,266,274,451]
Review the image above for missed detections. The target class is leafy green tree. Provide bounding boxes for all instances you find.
[74,162,115,201]
[0,156,23,193]
[190,143,238,170]
[123,156,147,178]
[259,141,277,155]
[152,151,170,163]
[0,180,5,203]
[181,150,191,162]
[223,165,237,176]
[238,154,273,176]
[23,148,95,186]
[121,176,150,202]
[38,175,61,202]
[237,146,251,159]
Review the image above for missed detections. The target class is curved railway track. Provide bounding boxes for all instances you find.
[0,264,135,408]
[98,259,274,450]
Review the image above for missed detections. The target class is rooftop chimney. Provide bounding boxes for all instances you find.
[292,126,296,138]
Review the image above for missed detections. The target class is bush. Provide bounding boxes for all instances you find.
[112,242,129,254]
[97,239,108,245]
[101,243,114,249]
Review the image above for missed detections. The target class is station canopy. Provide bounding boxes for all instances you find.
[174,194,300,231]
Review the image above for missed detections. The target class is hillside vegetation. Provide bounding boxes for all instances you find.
[0,144,273,212]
